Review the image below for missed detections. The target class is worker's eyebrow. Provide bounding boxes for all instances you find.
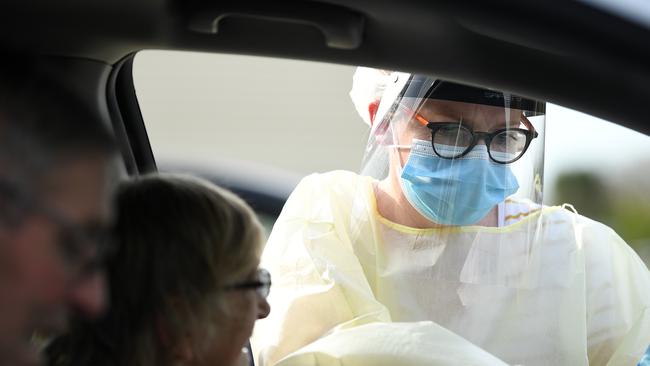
[417,103,460,120]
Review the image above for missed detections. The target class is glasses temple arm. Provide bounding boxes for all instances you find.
[521,114,538,137]
[397,104,429,126]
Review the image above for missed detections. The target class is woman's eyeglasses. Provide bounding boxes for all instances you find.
[225,268,272,298]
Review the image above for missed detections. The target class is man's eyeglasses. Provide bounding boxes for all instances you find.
[402,106,539,164]
[0,179,114,281]
[42,205,114,279]
[225,268,272,298]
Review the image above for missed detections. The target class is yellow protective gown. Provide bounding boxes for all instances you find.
[252,170,650,366]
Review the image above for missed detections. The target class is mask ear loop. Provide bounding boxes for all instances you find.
[388,77,441,172]
[386,98,420,175]
[389,102,440,169]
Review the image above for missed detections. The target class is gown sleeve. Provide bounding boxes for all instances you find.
[582,216,650,366]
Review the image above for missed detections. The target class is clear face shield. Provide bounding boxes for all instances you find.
[360,73,546,226]
[249,68,613,365]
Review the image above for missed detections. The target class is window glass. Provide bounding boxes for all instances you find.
[134,50,367,177]
[134,50,650,262]
[133,50,367,236]
[545,106,650,262]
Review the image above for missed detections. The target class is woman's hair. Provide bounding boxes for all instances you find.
[46,173,265,366]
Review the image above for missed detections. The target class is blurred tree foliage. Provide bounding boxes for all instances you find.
[554,173,612,223]
[553,171,650,260]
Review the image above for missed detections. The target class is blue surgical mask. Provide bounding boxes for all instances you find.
[399,139,519,226]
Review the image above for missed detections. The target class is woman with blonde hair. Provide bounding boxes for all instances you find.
[47,174,270,366]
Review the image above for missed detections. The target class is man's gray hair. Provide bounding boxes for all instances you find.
[0,59,117,192]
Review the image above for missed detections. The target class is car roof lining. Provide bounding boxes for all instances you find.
[1,0,649,135]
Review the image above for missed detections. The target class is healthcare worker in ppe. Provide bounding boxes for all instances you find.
[251,68,650,366]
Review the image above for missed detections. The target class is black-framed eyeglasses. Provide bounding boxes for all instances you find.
[0,179,114,280]
[427,123,538,164]
[402,106,539,164]
[225,268,272,298]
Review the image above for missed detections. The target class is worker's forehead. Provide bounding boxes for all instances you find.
[411,99,523,119]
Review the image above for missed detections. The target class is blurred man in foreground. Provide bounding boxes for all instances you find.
[0,63,118,366]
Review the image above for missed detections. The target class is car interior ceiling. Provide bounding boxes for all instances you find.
[1,0,649,175]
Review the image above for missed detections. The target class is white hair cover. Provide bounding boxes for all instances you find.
[349,67,394,127]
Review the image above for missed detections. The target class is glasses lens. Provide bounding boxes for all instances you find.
[257,269,271,298]
[258,285,270,298]
[58,220,115,279]
[489,130,528,163]
[432,125,473,158]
